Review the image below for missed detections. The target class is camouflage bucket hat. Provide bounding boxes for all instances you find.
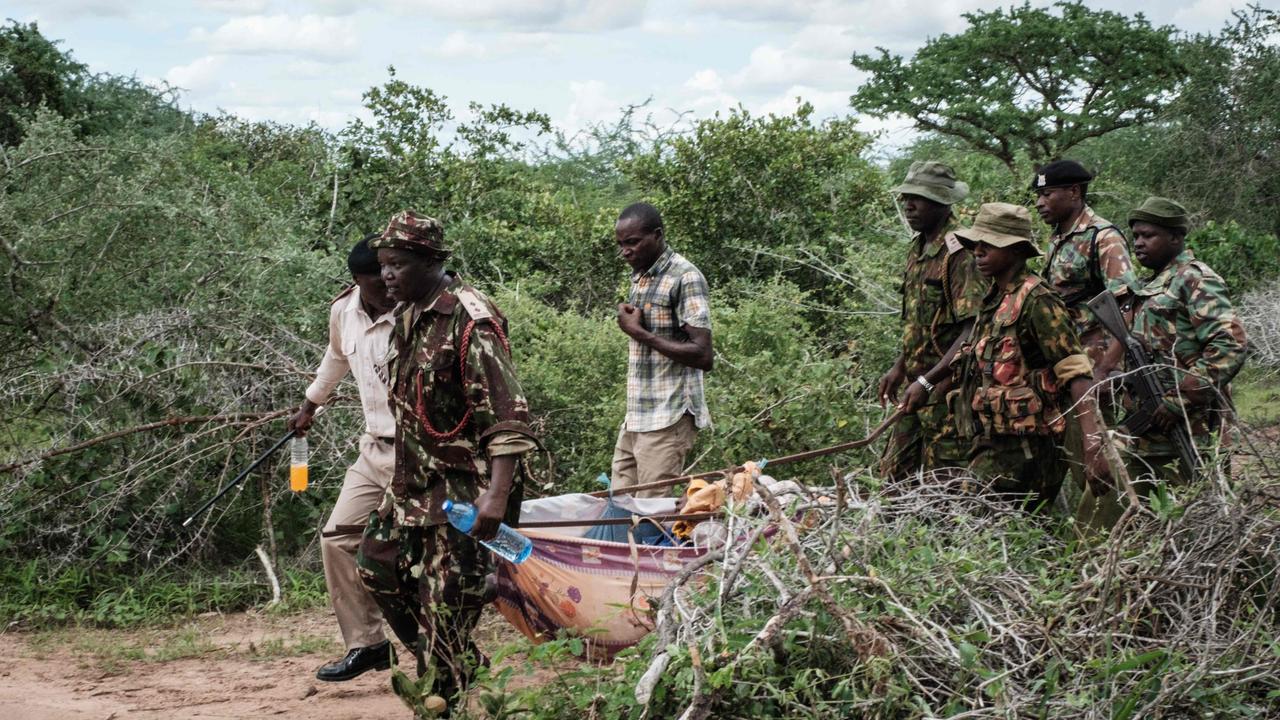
[892,160,969,206]
[1129,196,1190,232]
[954,202,1041,257]
[370,210,449,258]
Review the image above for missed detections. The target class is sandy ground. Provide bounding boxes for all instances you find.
[0,607,554,720]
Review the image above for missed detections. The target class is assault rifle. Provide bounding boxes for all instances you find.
[1087,290,1200,476]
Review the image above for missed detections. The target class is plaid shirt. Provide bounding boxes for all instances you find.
[625,246,712,432]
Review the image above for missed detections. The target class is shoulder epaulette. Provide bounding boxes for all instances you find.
[943,232,965,255]
[455,287,494,322]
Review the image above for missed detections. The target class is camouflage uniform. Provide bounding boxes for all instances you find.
[1035,164,1141,495]
[1126,248,1247,479]
[953,204,1094,505]
[357,212,536,702]
[1076,199,1247,531]
[881,161,986,478]
[1041,204,1140,366]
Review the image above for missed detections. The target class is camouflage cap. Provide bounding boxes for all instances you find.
[891,160,969,206]
[1030,159,1094,191]
[370,210,449,258]
[1128,196,1189,232]
[954,202,1041,257]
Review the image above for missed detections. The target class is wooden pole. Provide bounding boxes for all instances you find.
[589,408,905,499]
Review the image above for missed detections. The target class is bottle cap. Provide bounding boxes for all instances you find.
[442,499,454,512]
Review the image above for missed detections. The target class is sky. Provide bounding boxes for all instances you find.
[7,0,1249,149]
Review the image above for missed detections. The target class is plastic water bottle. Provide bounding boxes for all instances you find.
[289,436,308,492]
[442,499,532,564]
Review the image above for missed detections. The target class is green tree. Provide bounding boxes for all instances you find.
[1151,5,1280,237]
[0,21,87,146]
[851,1,1186,173]
[623,103,885,299]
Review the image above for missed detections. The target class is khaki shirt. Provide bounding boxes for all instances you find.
[305,286,396,438]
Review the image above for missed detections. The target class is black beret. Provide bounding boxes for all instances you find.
[1030,159,1094,190]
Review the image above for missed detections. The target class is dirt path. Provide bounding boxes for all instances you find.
[0,607,553,719]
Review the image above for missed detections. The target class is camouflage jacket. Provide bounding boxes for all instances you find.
[1129,249,1247,444]
[961,268,1093,440]
[1042,205,1140,333]
[384,273,536,527]
[899,229,986,377]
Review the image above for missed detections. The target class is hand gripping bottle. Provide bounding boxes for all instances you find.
[442,499,532,564]
[289,436,308,492]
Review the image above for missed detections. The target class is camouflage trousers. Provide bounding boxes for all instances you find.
[966,434,1064,511]
[880,399,971,480]
[1074,443,1225,533]
[356,507,493,701]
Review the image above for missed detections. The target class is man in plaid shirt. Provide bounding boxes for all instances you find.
[612,202,713,497]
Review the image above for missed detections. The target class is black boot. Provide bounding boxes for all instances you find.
[315,640,394,682]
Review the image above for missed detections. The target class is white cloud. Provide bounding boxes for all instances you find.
[689,0,807,23]
[1170,0,1239,33]
[754,86,848,118]
[283,59,336,77]
[640,17,701,35]
[692,0,981,38]
[436,31,488,59]
[164,55,227,93]
[684,69,724,93]
[430,30,557,60]
[564,79,624,132]
[299,0,368,15]
[227,104,357,128]
[192,14,358,60]
[388,0,647,31]
[14,0,131,17]
[196,0,270,13]
[726,25,859,95]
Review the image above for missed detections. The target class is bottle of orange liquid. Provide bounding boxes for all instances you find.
[289,436,308,492]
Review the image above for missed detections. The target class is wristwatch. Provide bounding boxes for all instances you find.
[914,375,935,393]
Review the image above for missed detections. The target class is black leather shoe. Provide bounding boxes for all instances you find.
[316,640,393,682]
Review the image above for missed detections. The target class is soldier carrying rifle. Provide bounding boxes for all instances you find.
[1078,197,1248,529]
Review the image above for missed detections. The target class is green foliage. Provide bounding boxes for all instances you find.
[0,20,184,145]
[1146,6,1280,237]
[512,483,1280,718]
[0,21,86,146]
[1187,220,1280,293]
[0,559,326,628]
[336,69,618,308]
[853,2,1187,172]
[624,104,886,302]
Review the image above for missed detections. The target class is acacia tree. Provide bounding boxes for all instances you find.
[850,1,1186,173]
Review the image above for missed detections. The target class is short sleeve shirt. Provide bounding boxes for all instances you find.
[625,246,712,433]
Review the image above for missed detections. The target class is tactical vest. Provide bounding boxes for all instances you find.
[1044,223,1128,307]
[970,275,1067,437]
